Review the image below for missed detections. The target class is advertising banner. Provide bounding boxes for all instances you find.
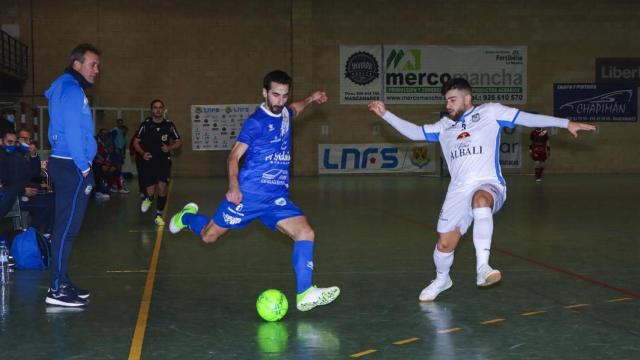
[340,45,527,105]
[340,45,384,104]
[553,84,637,122]
[191,104,258,150]
[499,126,522,169]
[318,143,436,174]
[596,58,640,85]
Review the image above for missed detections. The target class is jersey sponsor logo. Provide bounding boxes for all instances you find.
[261,169,288,186]
[274,197,287,206]
[222,212,242,225]
[450,142,483,160]
[227,204,245,216]
[264,151,291,163]
[457,131,471,140]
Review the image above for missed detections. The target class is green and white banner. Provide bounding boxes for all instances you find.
[340,45,527,105]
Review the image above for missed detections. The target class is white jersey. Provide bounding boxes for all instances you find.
[422,103,520,188]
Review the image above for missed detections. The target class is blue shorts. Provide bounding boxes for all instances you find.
[212,194,304,231]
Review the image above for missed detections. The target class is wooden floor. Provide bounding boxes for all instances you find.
[1,174,638,359]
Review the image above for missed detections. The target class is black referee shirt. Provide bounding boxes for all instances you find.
[135,117,181,159]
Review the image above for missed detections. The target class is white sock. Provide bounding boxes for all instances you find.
[433,247,454,280]
[472,207,493,272]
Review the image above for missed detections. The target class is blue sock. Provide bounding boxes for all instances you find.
[182,213,209,235]
[292,240,314,294]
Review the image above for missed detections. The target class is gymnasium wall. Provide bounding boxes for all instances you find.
[4,0,640,176]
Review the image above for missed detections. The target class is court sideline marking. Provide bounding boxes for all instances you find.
[128,182,173,360]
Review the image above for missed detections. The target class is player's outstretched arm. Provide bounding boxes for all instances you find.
[516,112,595,138]
[226,141,249,205]
[368,100,425,141]
[567,121,596,138]
[290,91,328,118]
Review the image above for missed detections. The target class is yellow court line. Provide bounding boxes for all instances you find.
[350,349,378,358]
[128,182,172,360]
[393,337,420,345]
[481,318,505,325]
[564,303,589,309]
[521,310,546,316]
[607,297,632,303]
[438,327,463,334]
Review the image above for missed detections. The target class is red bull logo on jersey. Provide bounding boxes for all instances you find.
[457,131,471,140]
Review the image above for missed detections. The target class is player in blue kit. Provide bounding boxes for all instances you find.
[170,70,340,312]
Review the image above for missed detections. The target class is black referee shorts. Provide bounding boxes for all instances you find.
[141,156,172,187]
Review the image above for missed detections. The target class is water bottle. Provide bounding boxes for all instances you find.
[0,280,8,318]
[0,238,9,285]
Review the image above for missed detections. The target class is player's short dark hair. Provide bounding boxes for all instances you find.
[441,77,472,95]
[263,70,292,91]
[69,43,101,66]
[150,99,165,108]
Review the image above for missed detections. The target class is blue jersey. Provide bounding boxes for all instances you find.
[236,104,292,198]
[45,72,97,172]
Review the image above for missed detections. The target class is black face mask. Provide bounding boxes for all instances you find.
[64,66,93,89]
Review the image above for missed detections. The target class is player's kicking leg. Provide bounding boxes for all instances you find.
[276,216,340,311]
[170,202,229,243]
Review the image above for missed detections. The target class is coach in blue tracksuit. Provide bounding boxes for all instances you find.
[44,43,101,307]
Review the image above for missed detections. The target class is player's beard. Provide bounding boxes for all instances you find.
[449,108,464,122]
[266,99,284,114]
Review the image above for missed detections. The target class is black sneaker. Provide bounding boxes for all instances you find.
[45,287,89,307]
[61,282,90,299]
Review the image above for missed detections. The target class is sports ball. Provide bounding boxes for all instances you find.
[256,289,288,322]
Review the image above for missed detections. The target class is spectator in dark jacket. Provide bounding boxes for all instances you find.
[0,129,54,234]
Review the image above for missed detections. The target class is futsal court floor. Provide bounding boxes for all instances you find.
[1,174,638,359]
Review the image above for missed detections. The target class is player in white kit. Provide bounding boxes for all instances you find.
[369,78,595,301]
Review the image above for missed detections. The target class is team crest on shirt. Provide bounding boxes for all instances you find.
[457,131,471,140]
[471,113,481,122]
[268,124,275,132]
[161,134,168,141]
[409,146,430,168]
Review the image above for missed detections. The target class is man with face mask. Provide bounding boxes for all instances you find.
[0,130,41,220]
[169,70,341,313]
[369,78,596,302]
[0,110,17,134]
[44,43,100,307]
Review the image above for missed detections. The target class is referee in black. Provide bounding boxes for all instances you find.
[133,99,182,225]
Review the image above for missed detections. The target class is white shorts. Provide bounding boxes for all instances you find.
[436,181,506,235]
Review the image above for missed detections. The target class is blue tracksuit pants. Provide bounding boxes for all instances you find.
[48,157,94,290]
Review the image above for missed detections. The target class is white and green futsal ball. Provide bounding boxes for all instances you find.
[256,289,288,322]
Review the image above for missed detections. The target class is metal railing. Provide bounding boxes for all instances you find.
[0,29,28,80]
